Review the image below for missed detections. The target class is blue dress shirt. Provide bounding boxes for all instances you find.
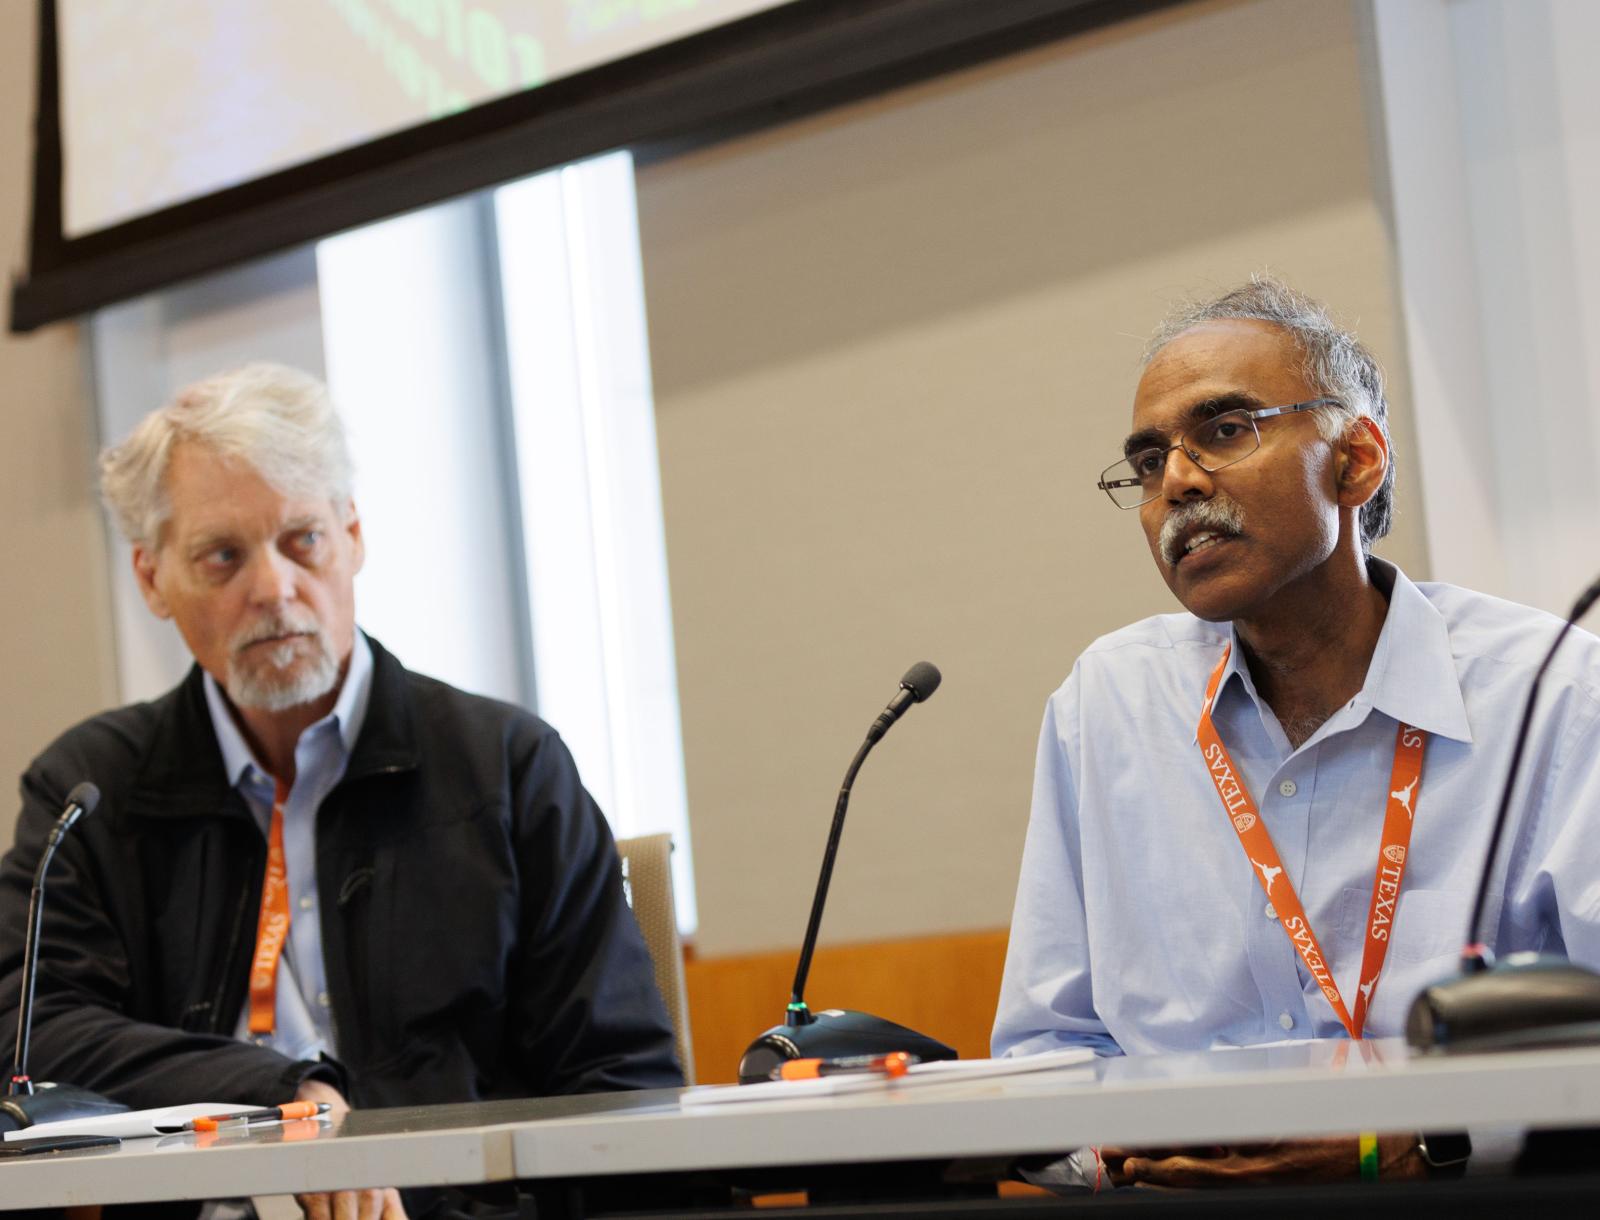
[994,561,1600,1058]
[203,633,374,1064]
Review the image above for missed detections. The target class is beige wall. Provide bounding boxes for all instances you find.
[0,4,117,848]
[0,0,1432,963]
[638,0,1429,957]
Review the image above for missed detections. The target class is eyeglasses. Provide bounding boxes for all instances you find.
[1096,397,1340,510]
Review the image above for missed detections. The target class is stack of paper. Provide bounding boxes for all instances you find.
[2,1103,258,1142]
[680,1047,1096,1107]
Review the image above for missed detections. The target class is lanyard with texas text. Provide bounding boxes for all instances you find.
[1196,646,1427,1038]
[247,780,292,1042]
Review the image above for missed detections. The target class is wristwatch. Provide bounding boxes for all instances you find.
[1417,1131,1472,1177]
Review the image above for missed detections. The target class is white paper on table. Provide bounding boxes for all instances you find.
[680,1047,1097,1107]
[2,1102,258,1142]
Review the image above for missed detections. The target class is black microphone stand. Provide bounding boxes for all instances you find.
[738,665,958,1083]
[783,735,874,1032]
[1406,578,1600,1054]
[8,810,72,1098]
[2,785,127,1133]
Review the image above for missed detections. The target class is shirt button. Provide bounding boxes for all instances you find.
[1278,780,1298,797]
[1264,903,1277,920]
[1279,1012,1295,1031]
[299,896,314,912]
[317,991,332,1009]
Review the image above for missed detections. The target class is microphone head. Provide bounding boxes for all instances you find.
[900,662,942,703]
[65,782,100,818]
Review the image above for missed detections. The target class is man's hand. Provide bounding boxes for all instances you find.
[293,1188,406,1220]
[294,1077,350,1121]
[290,1080,408,1220]
[1102,1136,1427,1188]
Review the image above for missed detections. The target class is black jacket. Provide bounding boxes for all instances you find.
[0,636,682,1112]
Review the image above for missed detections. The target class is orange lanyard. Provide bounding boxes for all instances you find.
[1197,646,1426,1038]
[248,781,292,1039]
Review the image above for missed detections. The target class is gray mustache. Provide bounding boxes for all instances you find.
[232,614,322,652]
[1159,497,1245,566]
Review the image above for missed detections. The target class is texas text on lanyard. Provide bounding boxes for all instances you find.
[248,780,293,1043]
[1197,645,1426,1038]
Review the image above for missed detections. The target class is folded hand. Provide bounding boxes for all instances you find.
[290,1080,409,1219]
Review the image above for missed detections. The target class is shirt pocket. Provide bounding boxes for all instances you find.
[1339,886,1468,965]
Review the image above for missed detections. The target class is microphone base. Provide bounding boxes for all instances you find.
[0,1082,129,1134]
[1406,952,1600,1054]
[738,1009,958,1084]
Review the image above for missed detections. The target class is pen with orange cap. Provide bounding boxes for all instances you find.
[769,1051,919,1081]
[184,1101,331,1131]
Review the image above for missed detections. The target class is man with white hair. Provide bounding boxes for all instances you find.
[0,364,681,1218]
[994,278,1600,1185]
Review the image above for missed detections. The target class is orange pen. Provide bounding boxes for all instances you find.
[772,1051,918,1081]
[186,1101,330,1131]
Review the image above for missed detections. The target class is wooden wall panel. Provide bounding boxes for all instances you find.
[684,928,1010,1085]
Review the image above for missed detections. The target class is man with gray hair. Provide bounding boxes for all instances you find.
[0,363,681,1218]
[993,277,1600,1185]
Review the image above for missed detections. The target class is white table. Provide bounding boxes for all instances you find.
[512,1039,1600,1178]
[6,1041,1600,1210]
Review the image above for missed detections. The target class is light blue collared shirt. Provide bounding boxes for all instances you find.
[203,633,374,1063]
[994,561,1600,1058]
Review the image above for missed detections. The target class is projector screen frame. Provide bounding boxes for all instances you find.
[12,0,1180,332]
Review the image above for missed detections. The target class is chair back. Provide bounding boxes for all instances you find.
[616,833,695,1084]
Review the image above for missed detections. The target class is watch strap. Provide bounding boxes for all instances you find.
[1417,1130,1472,1177]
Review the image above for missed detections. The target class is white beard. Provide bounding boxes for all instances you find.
[225,628,339,712]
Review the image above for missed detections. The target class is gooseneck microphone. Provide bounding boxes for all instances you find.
[739,664,958,1084]
[2,782,127,1133]
[788,662,942,1013]
[10,781,99,1098]
[1407,575,1600,1053]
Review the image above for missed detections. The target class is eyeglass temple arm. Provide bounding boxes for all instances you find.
[1249,396,1340,422]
